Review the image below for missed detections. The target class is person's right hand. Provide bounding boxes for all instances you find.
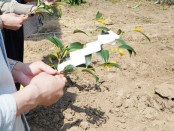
[0,13,28,30]
[12,72,66,116]
[29,72,66,106]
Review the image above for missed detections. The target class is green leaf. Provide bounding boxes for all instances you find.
[50,52,58,59]
[116,39,136,56]
[95,11,102,20]
[56,7,62,18]
[117,29,122,35]
[73,29,88,36]
[102,62,121,69]
[63,65,74,71]
[134,31,151,43]
[96,51,103,61]
[48,8,54,15]
[46,36,63,50]
[53,64,58,69]
[36,7,49,13]
[118,44,136,56]
[101,30,109,35]
[51,2,64,7]
[97,26,110,31]
[68,42,83,50]
[82,69,99,82]
[101,50,109,63]
[77,64,95,71]
[85,54,92,67]
[115,39,127,45]
[48,55,53,63]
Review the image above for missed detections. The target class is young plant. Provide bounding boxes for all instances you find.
[29,0,64,18]
[47,26,150,82]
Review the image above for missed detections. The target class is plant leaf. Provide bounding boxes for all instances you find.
[101,30,109,35]
[95,11,103,20]
[46,36,63,50]
[118,44,136,56]
[68,42,83,50]
[117,29,122,35]
[48,55,52,63]
[73,29,88,36]
[97,26,110,31]
[96,50,103,61]
[36,7,49,13]
[115,39,127,45]
[77,64,95,71]
[107,62,121,69]
[51,52,58,59]
[56,7,62,18]
[53,63,58,69]
[82,69,99,82]
[134,31,151,42]
[85,54,92,67]
[101,50,109,63]
[51,2,64,7]
[63,64,74,71]
[100,62,121,70]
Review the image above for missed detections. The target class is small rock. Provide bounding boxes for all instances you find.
[115,99,122,108]
[119,118,126,123]
[155,81,174,100]
[65,114,73,121]
[80,121,90,130]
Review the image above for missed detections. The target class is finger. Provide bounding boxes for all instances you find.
[21,15,28,22]
[62,77,67,83]
[38,61,58,75]
[55,75,67,83]
[58,74,64,77]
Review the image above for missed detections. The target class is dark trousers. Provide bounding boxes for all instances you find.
[3,27,24,90]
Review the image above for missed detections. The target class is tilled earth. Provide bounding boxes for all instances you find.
[25,0,174,130]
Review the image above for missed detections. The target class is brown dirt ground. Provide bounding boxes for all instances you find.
[25,0,174,130]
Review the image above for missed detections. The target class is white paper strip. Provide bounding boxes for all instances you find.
[57,31,119,71]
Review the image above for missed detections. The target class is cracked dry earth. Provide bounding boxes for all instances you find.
[24,0,174,130]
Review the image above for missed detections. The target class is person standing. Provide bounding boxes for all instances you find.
[0,1,66,130]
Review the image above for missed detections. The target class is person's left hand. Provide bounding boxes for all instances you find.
[12,61,58,86]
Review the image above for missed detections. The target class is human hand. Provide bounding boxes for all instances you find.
[12,72,66,116]
[0,13,28,30]
[12,61,58,86]
[29,72,66,106]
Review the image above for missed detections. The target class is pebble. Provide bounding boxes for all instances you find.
[80,121,90,130]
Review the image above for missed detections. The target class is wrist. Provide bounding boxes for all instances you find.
[9,60,19,72]
[11,61,23,82]
[12,84,38,116]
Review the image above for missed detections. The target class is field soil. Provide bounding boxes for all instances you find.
[24,0,174,130]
